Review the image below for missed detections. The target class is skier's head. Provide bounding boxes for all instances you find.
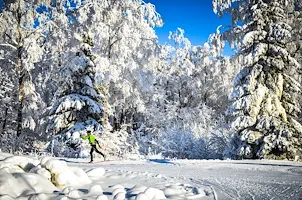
[87,130,92,135]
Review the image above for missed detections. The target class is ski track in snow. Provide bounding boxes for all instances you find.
[67,159,302,200]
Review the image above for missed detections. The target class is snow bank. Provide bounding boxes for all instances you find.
[0,154,57,198]
[0,154,95,199]
[0,153,217,199]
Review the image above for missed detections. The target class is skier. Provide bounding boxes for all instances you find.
[81,130,106,163]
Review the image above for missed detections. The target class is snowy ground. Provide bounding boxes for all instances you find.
[0,153,301,200]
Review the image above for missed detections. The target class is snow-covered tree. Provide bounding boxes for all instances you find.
[214,0,302,160]
[34,1,73,108]
[48,34,104,156]
[288,1,302,121]
[0,62,16,152]
[30,0,163,158]
[141,29,235,159]
[72,0,162,131]
[0,0,51,152]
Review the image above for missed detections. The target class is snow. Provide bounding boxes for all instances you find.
[0,153,301,200]
[50,94,103,115]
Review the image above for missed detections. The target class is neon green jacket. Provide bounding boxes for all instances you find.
[81,134,97,145]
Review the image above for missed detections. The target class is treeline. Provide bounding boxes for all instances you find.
[0,0,301,160]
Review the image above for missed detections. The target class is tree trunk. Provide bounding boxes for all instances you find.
[16,0,23,137]
[103,83,109,126]
[1,108,8,135]
[16,98,23,137]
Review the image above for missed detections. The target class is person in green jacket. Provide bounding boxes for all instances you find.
[81,130,106,163]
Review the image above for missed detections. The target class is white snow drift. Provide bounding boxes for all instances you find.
[0,153,212,200]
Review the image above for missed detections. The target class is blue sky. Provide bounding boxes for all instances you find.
[145,0,231,49]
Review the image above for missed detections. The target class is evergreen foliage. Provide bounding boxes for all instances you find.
[214,0,302,160]
[47,34,104,156]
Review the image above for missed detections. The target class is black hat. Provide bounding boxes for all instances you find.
[87,130,92,133]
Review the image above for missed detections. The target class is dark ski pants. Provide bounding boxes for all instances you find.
[90,144,105,161]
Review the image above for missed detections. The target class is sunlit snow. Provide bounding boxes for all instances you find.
[1,153,301,200]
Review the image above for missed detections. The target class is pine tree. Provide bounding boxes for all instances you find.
[48,34,104,155]
[213,0,302,160]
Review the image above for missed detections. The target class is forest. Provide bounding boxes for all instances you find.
[0,0,301,161]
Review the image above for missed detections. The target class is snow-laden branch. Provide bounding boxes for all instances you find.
[4,33,18,46]
[23,20,51,40]
[0,43,17,50]
[65,1,93,17]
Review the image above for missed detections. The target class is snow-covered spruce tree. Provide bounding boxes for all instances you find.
[213,0,302,160]
[288,1,302,122]
[33,1,87,144]
[0,0,50,152]
[47,34,104,157]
